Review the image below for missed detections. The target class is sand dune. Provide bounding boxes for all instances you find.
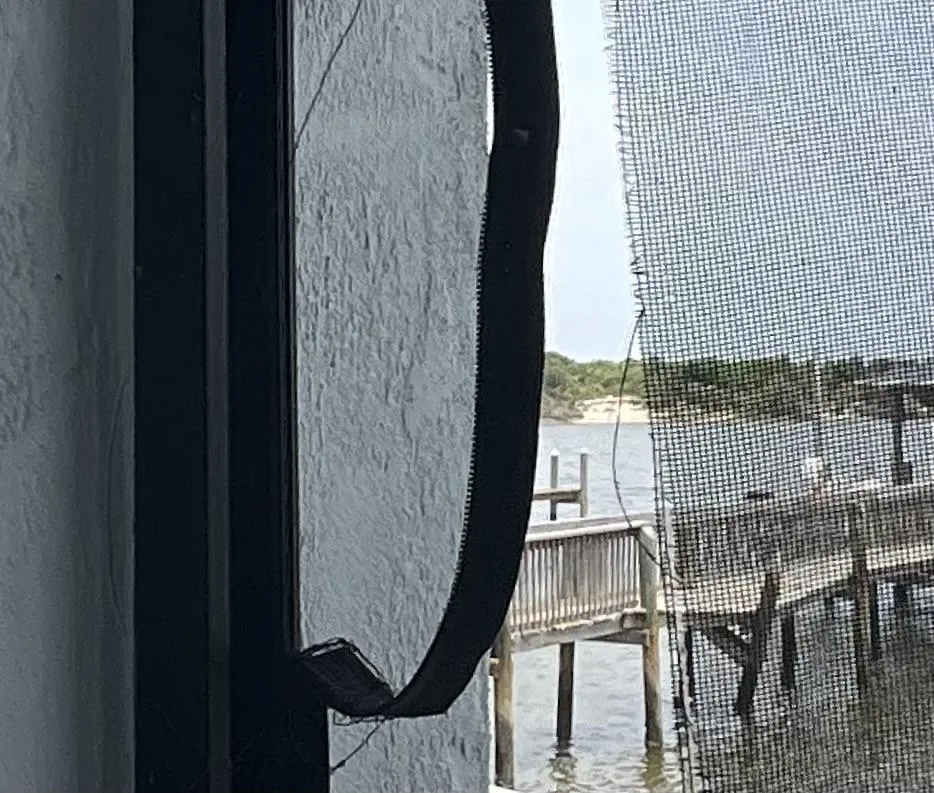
[572,396,648,424]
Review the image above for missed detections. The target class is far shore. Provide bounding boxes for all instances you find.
[541,396,651,426]
[540,395,932,426]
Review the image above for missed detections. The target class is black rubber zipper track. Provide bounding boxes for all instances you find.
[295,0,560,719]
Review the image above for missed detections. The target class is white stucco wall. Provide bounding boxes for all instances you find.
[0,1,134,790]
[294,3,489,792]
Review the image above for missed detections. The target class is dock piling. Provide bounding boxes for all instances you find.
[894,582,911,614]
[869,580,882,661]
[492,623,515,788]
[639,525,663,749]
[734,553,780,717]
[780,613,797,690]
[684,627,696,701]
[556,643,575,754]
[554,451,588,754]
[849,503,872,696]
[549,450,560,520]
[578,450,589,517]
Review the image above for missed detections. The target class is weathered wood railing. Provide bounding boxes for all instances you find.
[492,450,663,790]
[507,516,653,643]
[672,481,934,598]
[669,480,934,719]
[494,513,663,789]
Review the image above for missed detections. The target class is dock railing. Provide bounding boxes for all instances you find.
[494,456,934,790]
[670,479,934,720]
[492,450,663,790]
[508,517,650,643]
[672,481,934,600]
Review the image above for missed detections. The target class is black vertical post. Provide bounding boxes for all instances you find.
[869,582,882,661]
[684,627,696,701]
[134,2,213,789]
[227,0,329,789]
[850,504,871,697]
[135,0,329,789]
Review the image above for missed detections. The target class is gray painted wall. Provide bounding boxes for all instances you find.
[0,0,134,790]
[294,2,489,792]
[1,0,486,789]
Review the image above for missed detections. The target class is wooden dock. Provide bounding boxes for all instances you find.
[672,480,934,716]
[491,450,663,789]
[490,450,934,789]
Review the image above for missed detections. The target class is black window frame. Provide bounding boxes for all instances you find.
[133,0,329,789]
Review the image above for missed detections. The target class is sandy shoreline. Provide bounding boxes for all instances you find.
[541,396,740,425]
[541,398,919,427]
[540,396,650,425]
[573,396,649,424]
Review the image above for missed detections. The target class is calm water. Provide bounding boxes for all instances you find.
[515,419,934,793]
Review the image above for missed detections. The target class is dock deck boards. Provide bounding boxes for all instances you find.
[678,541,934,623]
[510,482,934,647]
[509,536,934,645]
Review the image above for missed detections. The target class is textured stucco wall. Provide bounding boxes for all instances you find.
[0,1,133,790]
[294,2,488,792]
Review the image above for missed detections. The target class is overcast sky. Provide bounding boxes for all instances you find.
[545,0,638,362]
[544,0,934,364]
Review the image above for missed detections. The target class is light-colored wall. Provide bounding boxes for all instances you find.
[0,0,134,790]
[294,3,489,792]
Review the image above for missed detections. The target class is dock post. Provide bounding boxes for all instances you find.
[849,503,871,696]
[891,389,912,615]
[555,642,575,754]
[639,525,663,749]
[734,551,780,717]
[578,450,589,518]
[684,626,696,701]
[780,613,797,690]
[549,450,560,520]
[894,582,911,614]
[869,580,881,661]
[553,450,570,600]
[553,450,589,753]
[492,623,515,788]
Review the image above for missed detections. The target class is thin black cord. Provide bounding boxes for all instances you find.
[610,307,643,524]
[610,308,680,583]
[291,0,366,164]
[329,719,386,775]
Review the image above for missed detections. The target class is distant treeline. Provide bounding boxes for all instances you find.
[542,352,934,420]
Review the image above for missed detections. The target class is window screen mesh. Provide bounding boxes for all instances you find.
[602,2,934,791]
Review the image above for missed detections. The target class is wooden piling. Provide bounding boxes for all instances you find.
[849,503,871,696]
[554,450,573,601]
[549,450,560,521]
[492,623,515,788]
[894,582,911,614]
[734,552,780,717]
[780,613,797,690]
[578,450,589,518]
[554,451,588,753]
[869,580,881,661]
[639,525,663,749]
[556,643,575,754]
[684,626,696,701]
